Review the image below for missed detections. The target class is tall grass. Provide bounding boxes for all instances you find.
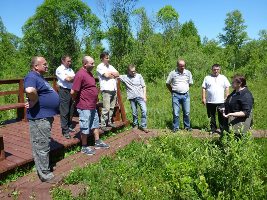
[121,74,267,130]
[52,131,266,199]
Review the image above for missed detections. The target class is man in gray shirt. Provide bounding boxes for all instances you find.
[119,64,149,133]
[166,59,193,132]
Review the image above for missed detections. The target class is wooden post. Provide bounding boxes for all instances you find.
[17,79,26,120]
[116,79,127,123]
[0,134,5,161]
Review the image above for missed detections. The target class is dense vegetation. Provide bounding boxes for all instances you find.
[1,1,267,198]
[0,0,266,128]
[52,131,267,199]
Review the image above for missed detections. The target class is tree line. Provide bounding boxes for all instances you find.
[0,0,266,82]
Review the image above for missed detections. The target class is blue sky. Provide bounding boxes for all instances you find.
[0,0,266,40]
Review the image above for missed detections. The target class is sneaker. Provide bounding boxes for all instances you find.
[81,146,96,155]
[95,140,110,149]
[185,128,193,132]
[132,125,138,130]
[68,127,76,132]
[101,126,112,132]
[108,123,117,128]
[140,127,149,133]
[63,132,71,139]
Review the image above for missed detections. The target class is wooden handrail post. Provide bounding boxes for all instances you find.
[116,79,127,123]
[0,134,5,161]
[18,79,26,120]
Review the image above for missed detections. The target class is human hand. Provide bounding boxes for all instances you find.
[143,96,147,102]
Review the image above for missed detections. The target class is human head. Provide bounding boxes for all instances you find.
[61,55,72,68]
[177,59,186,72]
[232,74,247,90]
[211,64,221,77]
[127,64,136,77]
[31,56,48,75]
[82,56,95,72]
[100,52,109,65]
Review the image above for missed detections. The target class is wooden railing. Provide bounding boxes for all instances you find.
[0,76,128,161]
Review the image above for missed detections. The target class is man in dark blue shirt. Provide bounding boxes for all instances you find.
[24,56,59,183]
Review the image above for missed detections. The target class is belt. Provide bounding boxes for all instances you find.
[59,86,71,90]
[172,91,188,95]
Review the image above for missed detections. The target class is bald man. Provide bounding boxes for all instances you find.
[71,56,109,155]
[166,59,193,132]
[24,56,59,182]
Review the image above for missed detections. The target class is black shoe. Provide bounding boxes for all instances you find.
[63,132,71,139]
[185,128,193,132]
[172,129,180,133]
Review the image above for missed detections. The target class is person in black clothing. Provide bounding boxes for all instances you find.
[222,74,254,134]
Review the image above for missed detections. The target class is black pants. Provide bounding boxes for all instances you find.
[206,103,225,132]
[58,87,74,134]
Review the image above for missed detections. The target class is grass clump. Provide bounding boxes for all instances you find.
[52,131,266,199]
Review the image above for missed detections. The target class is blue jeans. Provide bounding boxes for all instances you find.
[172,92,191,130]
[129,97,147,128]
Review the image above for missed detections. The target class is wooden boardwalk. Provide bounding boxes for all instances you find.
[0,116,81,175]
[0,115,126,176]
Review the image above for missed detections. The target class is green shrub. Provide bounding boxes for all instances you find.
[53,131,266,199]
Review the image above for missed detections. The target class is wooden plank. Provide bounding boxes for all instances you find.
[4,146,32,161]
[4,142,33,155]
[0,159,17,171]
[5,155,28,166]
[3,134,31,149]
[0,103,25,111]
[0,90,19,96]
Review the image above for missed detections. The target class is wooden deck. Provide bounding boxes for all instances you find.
[0,115,127,176]
[0,116,79,175]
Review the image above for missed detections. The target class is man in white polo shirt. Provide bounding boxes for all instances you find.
[97,52,119,131]
[202,64,230,134]
[55,55,75,139]
[166,59,193,132]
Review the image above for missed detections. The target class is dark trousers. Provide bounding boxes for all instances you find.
[59,87,74,134]
[206,103,224,132]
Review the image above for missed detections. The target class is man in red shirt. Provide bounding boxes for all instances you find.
[71,56,109,155]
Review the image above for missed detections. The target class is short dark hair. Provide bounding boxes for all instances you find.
[127,64,136,71]
[212,64,221,69]
[61,55,71,62]
[100,52,109,60]
[232,74,246,87]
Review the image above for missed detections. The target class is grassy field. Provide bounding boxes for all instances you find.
[52,131,267,199]
[120,75,267,130]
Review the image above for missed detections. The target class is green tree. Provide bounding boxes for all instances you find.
[106,0,137,71]
[21,0,102,74]
[219,10,248,49]
[156,5,179,32]
[219,10,248,69]
[0,17,21,78]
[179,20,201,46]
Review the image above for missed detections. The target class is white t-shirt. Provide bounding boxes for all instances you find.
[55,64,75,89]
[96,63,118,91]
[202,74,230,103]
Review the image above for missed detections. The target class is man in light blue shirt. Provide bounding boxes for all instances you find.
[166,59,193,132]
[119,64,149,133]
